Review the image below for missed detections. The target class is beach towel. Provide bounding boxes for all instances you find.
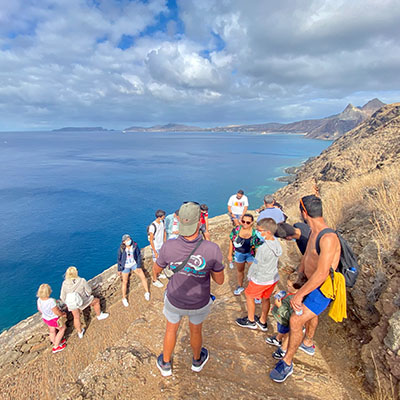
[320,270,347,323]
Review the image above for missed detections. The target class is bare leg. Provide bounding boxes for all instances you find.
[163,321,180,362]
[281,333,289,351]
[236,262,246,287]
[54,326,66,347]
[245,292,256,321]
[134,268,149,292]
[276,332,284,341]
[283,305,316,365]
[303,315,318,346]
[259,298,271,324]
[121,272,129,299]
[71,309,82,333]
[90,297,101,316]
[48,327,56,345]
[189,322,203,360]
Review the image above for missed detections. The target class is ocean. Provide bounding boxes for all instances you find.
[0,130,330,331]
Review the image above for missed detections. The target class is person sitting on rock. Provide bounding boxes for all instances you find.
[117,234,150,307]
[256,195,285,224]
[266,272,299,360]
[37,283,67,353]
[236,218,282,332]
[60,266,109,339]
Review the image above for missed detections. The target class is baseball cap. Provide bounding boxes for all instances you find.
[178,202,201,236]
[122,234,131,241]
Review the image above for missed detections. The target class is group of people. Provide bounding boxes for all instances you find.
[36,191,342,385]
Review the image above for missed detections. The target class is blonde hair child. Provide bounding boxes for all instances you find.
[36,283,67,353]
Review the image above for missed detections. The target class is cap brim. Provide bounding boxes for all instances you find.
[179,222,198,236]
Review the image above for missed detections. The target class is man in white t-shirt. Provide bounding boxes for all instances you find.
[227,190,249,226]
[149,209,167,287]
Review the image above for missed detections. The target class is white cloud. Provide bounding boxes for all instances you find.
[0,0,400,129]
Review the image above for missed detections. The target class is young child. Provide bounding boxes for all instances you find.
[236,218,282,331]
[200,204,210,240]
[37,283,67,353]
[266,272,299,359]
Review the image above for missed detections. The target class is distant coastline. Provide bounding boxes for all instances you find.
[52,127,116,132]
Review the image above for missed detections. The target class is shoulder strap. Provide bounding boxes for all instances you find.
[315,228,336,255]
[172,239,203,275]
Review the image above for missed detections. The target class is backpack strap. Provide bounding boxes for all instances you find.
[171,239,203,276]
[315,228,336,255]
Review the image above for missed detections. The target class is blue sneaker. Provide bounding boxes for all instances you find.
[156,354,172,377]
[270,360,293,383]
[191,347,209,372]
[299,342,315,356]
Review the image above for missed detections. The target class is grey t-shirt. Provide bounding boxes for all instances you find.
[156,235,224,310]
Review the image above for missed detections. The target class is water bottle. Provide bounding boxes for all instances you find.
[210,294,216,302]
[274,290,287,300]
[229,261,234,269]
[295,308,303,316]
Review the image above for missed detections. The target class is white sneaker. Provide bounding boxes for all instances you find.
[144,292,150,301]
[158,272,167,280]
[97,312,109,321]
[122,298,129,307]
[152,280,163,288]
[233,286,244,296]
[78,328,85,339]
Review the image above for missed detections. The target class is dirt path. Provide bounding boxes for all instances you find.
[0,223,367,400]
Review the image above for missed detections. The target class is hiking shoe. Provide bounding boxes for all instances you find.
[144,292,150,301]
[152,280,164,288]
[122,298,129,307]
[299,342,315,356]
[270,360,293,383]
[191,347,209,372]
[52,343,66,354]
[266,335,282,347]
[272,347,286,360]
[156,354,172,377]
[97,312,109,321]
[78,328,85,339]
[235,317,257,330]
[254,298,262,304]
[254,316,268,332]
[159,272,167,280]
[233,286,245,296]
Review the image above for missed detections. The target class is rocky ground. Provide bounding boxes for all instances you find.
[0,216,367,400]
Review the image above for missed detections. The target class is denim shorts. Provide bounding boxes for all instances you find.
[234,252,254,263]
[122,264,138,273]
[277,322,290,334]
[163,295,212,325]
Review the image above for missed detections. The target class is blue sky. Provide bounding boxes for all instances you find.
[0,0,400,130]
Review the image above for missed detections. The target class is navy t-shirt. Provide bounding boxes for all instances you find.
[157,235,224,310]
[293,222,311,255]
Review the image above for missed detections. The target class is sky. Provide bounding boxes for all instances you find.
[1,0,400,131]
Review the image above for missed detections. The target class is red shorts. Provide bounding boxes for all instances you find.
[245,281,277,299]
[43,317,59,328]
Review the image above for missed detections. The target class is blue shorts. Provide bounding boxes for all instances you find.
[303,288,331,316]
[277,322,290,334]
[122,264,138,273]
[234,252,254,263]
[230,213,241,222]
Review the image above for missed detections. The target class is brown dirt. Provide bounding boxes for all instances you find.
[0,221,367,400]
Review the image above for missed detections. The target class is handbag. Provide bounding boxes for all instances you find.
[165,239,203,279]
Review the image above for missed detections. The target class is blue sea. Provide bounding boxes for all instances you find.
[0,130,330,331]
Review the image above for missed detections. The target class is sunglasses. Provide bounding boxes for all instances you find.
[241,220,252,225]
[299,198,308,214]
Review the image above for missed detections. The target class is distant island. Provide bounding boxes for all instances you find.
[52,127,115,132]
[123,98,386,140]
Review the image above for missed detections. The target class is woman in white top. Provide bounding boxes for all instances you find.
[60,266,109,339]
[37,284,67,353]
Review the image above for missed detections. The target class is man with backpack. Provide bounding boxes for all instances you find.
[149,209,166,288]
[270,195,341,383]
[153,202,225,377]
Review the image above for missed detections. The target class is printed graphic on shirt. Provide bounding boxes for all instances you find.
[170,254,207,275]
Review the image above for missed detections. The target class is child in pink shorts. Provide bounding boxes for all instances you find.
[37,284,67,353]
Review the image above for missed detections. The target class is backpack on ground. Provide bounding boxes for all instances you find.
[65,292,83,310]
[316,228,359,288]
